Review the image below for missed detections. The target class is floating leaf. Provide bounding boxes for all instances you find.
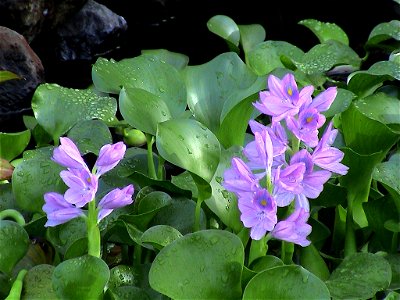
[119,87,172,135]
[247,41,304,76]
[92,55,187,118]
[22,264,57,299]
[183,52,263,134]
[32,83,117,141]
[238,24,266,55]
[12,147,65,213]
[243,265,330,299]
[0,130,31,161]
[156,119,221,183]
[0,220,29,274]
[299,19,349,45]
[67,119,112,155]
[141,225,183,250]
[367,20,400,47]
[141,49,189,70]
[52,255,110,299]
[0,70,21,83]
[348,61,400,97]
[207,15,240,47]
[326,252,392,299]
[149,230,244,299]
[294,40,361,75]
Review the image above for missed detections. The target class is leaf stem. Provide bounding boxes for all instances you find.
[0,209,25,226]
[87,199,101,258]
[5,269,27,300]
[344,197,356,257]
[281,241,294,264]
[146,134,157,180]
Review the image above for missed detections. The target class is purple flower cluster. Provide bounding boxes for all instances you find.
[223,73,348,246]
[43,137,134,227]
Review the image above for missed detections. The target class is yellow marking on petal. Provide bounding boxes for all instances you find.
[306,116,314,123]
[87,177,91,183]
[260,199,267,206]
[287,87,293,96]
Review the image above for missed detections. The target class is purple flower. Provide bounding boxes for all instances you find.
[223,157,260,199]
[291,150,331,199]
[273,162,306,207]
[97,185,134,221]
[254,73,314,122]
[94,142,126,176]
[238,189,277,240]
[43,138,134,227]
[271,208,312,247]
[306,87,337,113]
[243,128,274,176]
[43,192,84,227]
[60,168,98,207]
[312,122,349,175]
[286,107,325,148]
[52,137,88,170]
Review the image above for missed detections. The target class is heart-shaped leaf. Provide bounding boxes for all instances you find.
[299,19,349,45]
[141,225,183,250]
[0,130,31,161]
[52,255,110,299]
[32,83,117,141]
[149,229,244,299]
[156,118,221,183]
[243,265,330,299]
[207,15,240,47]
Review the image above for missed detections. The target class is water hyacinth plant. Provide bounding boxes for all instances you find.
[1,11,400,300]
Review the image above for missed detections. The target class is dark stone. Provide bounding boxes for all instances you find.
[0,0,87,43]
[0,27,45,119]
[54,0,128,61]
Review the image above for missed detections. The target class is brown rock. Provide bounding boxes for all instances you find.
[0,26,45,118]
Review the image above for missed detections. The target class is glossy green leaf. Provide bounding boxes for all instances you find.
[372,153,400,197]
[32,83,117,141]
[141,225,183,250]
[294,40,361,74]
[243,265,330,299]
[0,70,20,83]
[92,55,187,118]
[363,196,398,251]
[250,255,284,272]
[353,93,400,133]
[205,146,243,232]
[119,88,172,135]
[151,196,207,234]
[323,88,355,118]
[312,182,347,208]
[299,19,349,45]
[67,119,112,155]
[347,61,400,97]
[107,263,165,300]
[247,41,304,76]
[0,220,30,274]
[52,255,110,299]
[156,118,220,183]
[120,191,172,231]
[385,254,400,291]
[367,20,400,46]
[47,217,87,256]
[22,264,57,299]
[0,130,31,161]
[207,15,240,47]
[218,81,264,148]
[183,52,263,134]
[141,49,189,70]
[238,24,266,55]
[12,147,65,213]
[325,253,392,299]
[300,244,330,281]
[149,230,244,299]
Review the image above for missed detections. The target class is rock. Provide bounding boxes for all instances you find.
[55,0,128,61]
[0,0,87,43]
[0,27,45,118]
